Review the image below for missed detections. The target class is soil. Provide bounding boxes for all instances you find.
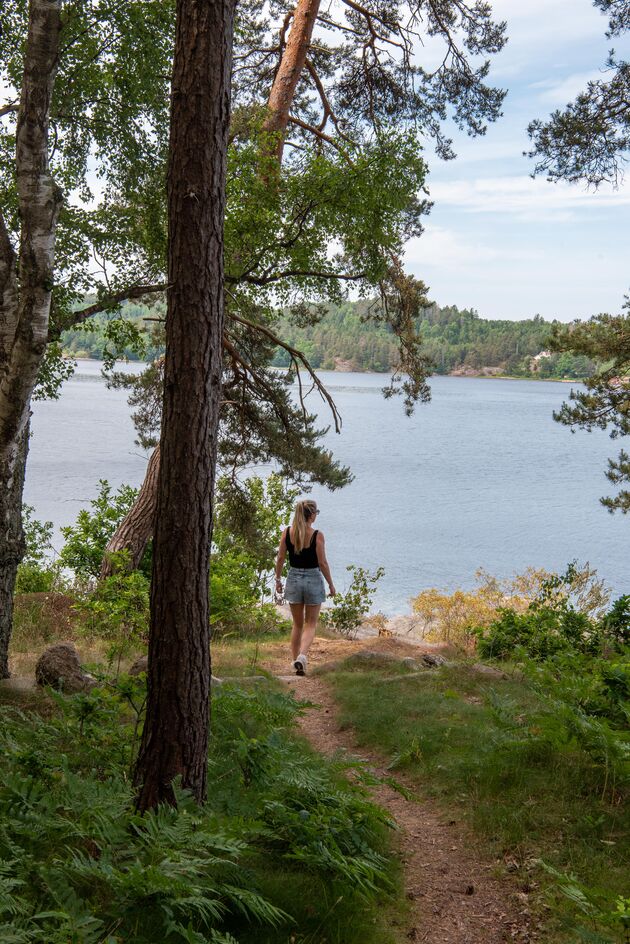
[263,635,536,944]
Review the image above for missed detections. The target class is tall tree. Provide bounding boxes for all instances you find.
[0,0,63,678]
[133,0,235,810]
[99,0,507,574]
[0,0,175,676]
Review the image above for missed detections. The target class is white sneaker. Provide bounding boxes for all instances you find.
[293,654,307,676]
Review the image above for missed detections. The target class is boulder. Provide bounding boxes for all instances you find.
[128,655,148,677]
[421,652,447,668]
[35,643,96,694]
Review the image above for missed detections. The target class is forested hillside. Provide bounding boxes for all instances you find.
[271,300,597,377]
[61,298,596,379]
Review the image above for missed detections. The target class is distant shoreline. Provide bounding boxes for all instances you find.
[70,355,580,385]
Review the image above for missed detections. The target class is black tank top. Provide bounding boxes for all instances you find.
[285,528,319,568]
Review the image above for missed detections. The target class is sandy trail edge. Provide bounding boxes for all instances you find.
[270,637,535,944]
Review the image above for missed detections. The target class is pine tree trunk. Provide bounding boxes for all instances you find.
[133,0,235,811]
[262,0,321,161]
[0,0,62,676]
[100,445,160,578]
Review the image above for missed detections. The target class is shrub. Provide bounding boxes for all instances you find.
[411,562,611,648]
[322,565,385,639]
[72,556,150,672]
[16,505,62,594]
[59,480,144,580]
[476,606,600,661]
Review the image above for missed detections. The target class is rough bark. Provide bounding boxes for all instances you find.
[100,445,160,578]
[133,0,235,810]
[0,0,62,677]
[103,0,319,571]
[0,426,28,679]
[262,0,321,162]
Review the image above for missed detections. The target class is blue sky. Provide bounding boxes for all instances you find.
[404,0,630,322]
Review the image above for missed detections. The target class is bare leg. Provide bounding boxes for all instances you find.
[289,603,305,660]
[299,604,321,658]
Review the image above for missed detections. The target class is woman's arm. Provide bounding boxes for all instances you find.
[316,532,336,597]
[274,528,288,593]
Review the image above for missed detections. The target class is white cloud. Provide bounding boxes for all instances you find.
[428,175,630,222]
[491,0,606,45]
[531,70,605,106]
[404,227,542,271]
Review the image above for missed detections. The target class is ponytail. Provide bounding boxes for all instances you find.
[291,499,318,553]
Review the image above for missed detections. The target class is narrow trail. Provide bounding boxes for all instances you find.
[267,637,534,944]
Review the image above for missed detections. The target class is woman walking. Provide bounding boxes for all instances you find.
[275,499,336,675]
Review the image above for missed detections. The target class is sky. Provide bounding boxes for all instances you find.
[404,0,630,322]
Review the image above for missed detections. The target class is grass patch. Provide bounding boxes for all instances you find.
[330,660,629,943]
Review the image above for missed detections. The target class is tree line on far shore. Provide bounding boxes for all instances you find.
[61,297,598,379]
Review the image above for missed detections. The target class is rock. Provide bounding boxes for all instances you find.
[128,655,148,677]
[421,653,447,667]
[128,655,223,687]
[401,657,418,669]
[35,643,96,694]
[471,662,508,680]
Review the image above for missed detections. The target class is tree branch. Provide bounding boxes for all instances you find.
[227,307,342,432]
[63,282,168,331]
[227,266,365,286]
[287,114,353,160]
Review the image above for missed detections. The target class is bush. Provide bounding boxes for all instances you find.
[411,562,611,648]
[16,505,62,594]
[72,556,150,672]
[59,480,144,580]
[321,565,385,639]
[210,551,287,637]
[476,605,600,661]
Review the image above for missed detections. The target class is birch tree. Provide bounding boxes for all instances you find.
[0,0,63,678]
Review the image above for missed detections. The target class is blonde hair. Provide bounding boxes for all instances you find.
[291,499,318,553]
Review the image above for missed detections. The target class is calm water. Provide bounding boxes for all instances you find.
[25,361,629,614]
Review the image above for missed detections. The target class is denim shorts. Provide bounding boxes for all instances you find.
[284,567,326,605]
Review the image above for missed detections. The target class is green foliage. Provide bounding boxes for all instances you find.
[538,864,630,943]
[476,565,622,662]
[58,481,145,580]
[209,474,295,637]
[0,678,398,944]
[476,606,600,661]
[72,557,150,672]
[213,474,298,598]
[551,299,630,513]
[15,507,61,595]
[527,2,628,188]
[322,565,385,639]
[271,300,596,377]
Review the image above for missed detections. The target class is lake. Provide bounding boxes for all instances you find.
[25,361,629,614]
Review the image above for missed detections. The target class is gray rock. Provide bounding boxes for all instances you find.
[470,662,508,680]
[128,655,148,677]
[401,657,419,669]
[421,653,447,668]
[35,643,96,694]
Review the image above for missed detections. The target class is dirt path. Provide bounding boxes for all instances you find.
[267,637,534,944]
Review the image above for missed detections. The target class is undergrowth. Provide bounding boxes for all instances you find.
[0,677,401,944]
[330,660,629,943]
